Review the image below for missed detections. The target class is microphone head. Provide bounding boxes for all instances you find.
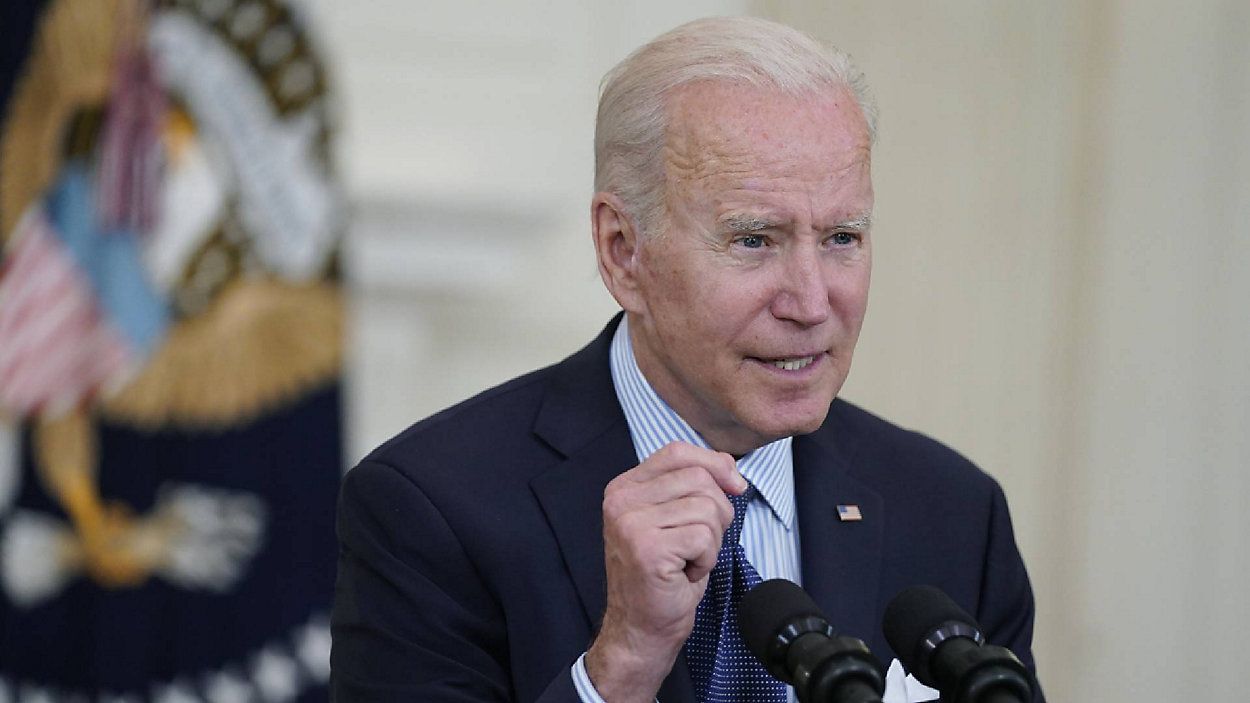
[738,578,828,671]
[883,585,984,686]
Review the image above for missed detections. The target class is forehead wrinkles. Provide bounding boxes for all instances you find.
[662,115,828,206]
[662,124,763,193]
[660,85,868,203]
[662,85,789,194]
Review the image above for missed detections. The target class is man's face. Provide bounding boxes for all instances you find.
[627,81,873,455]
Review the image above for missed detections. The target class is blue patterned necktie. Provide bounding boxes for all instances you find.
[683,487,788,703]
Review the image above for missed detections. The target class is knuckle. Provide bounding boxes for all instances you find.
[681,465,713,487]
[663,441,699,461]
[614,509,639,534]
[691,493,720,517]
[694,523,719,552]
[604,474,624,496]
[656,442,681,459]
[601,491,622,517]
[696,483,729,508]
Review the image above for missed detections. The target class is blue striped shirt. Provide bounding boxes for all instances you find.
[572,316,801,702]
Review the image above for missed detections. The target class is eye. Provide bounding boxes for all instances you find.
[829,231,860,246]
[736,234,767,249]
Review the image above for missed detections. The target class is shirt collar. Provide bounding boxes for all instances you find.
[608,316,796,530]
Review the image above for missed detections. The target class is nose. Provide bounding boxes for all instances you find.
[770,245,830,327]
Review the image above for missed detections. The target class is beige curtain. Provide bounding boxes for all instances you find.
[756,1,1250,701]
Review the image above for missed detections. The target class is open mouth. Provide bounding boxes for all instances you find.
[751,354,820,371]
[769,356,815,371]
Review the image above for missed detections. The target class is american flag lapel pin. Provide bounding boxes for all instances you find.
[837,504,862,522]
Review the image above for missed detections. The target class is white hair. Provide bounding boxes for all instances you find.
[594,16,878,236]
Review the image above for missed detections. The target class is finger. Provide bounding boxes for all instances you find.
[627,467,734,527]
[638,494,732,534]
[626,442,746,494]
[665,523,720,583]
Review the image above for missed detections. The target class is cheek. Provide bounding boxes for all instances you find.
[697,277,778,332]
[640,247,734,316]
[836,276,870,316]
[653,277,765,367]
[640,255,700,315]
[827,262,871,320]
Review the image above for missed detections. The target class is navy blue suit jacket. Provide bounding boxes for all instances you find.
[331,316,1042,702]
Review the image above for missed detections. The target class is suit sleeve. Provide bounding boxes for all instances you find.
[975,481,1046,703]
[330,459,581,702]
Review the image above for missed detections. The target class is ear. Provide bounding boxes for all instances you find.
[591,191,647,313]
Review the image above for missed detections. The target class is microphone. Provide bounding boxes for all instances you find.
[882,585,1033,703]
[739,579,886,703]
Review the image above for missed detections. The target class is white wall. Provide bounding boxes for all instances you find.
[303,0,750,459]
[309,2,1250,701]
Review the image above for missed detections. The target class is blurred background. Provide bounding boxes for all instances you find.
[2,0,1247,701]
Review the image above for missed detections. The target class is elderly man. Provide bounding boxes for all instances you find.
[331,16,1042,703]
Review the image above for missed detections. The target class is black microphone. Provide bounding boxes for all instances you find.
[882,585,1033,703]
[739,579,886,703]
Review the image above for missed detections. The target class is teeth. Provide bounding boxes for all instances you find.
[770,356,815,371]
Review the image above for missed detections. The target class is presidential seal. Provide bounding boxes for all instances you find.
[0,0,345,699]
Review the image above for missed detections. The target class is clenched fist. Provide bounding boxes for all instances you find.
[585,442,747,702]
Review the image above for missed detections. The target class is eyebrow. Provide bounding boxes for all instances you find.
[722,214,781,233]
[836,213,873,230]
[720,212,874,233]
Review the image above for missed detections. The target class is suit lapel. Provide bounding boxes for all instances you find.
[793,424,885,648]
[529,315,630,630]
[530,422,632,631]
[527,314,697,702]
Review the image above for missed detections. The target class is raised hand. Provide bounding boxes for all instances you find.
[586,441,747,702]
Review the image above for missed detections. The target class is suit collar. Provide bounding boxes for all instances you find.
[531,314,627,459]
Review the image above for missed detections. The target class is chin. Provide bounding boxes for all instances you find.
[796,388,842,427]
[749,404,832,442]
[782,413,828,438]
